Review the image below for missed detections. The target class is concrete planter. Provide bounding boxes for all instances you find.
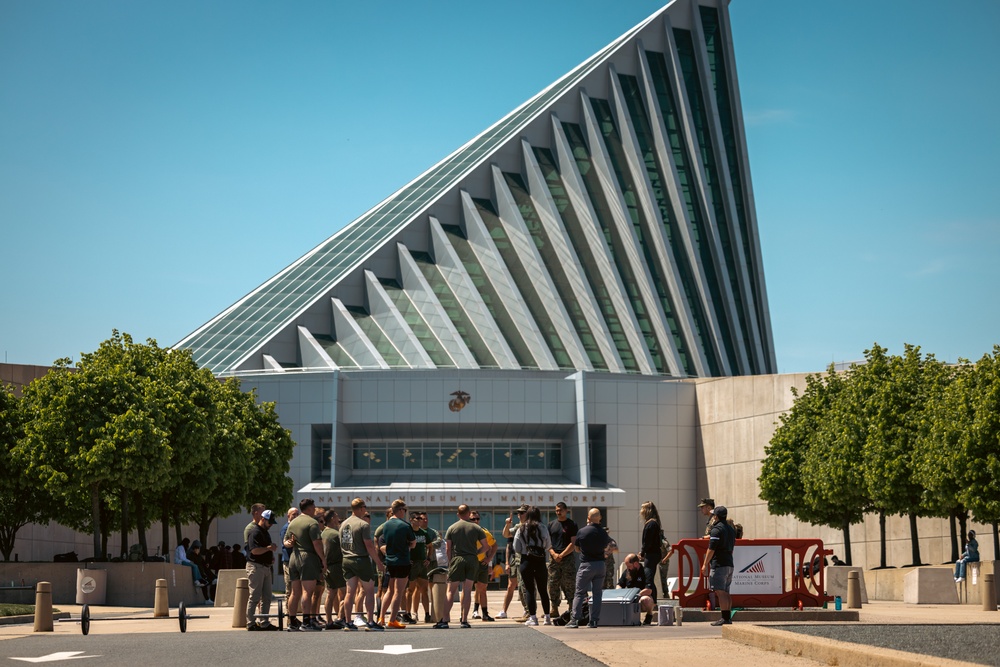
[0,562,204,607]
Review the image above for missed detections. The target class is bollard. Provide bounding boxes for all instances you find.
[429,572,447,623]
[154,578,169,618]
[983,574,997,612]
[33,581,53,632]
[232,577,249,628]
[847,570,861,609]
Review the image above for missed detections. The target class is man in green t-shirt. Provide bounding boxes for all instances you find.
[321,509,346,630]
[284,498,326,631]
[407,511,437,623]
[435,504,488,629]
[339,497,385,631]
[380,499,416,629]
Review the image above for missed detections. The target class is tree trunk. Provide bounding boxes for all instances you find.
[160,499,170,560]
[90,483,101,560]
[878,510,887,568]
[119,488,129,560]
[907,512,922,566]
[173,509,182,545]
[0,524,22,561]
[947,510,958,563]
[842,519,852,566]
[993,522,999,559]
[958,512,969,552]
[198,504,211,548]
[134,493,147,560]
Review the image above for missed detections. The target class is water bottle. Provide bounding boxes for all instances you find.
[835,595,842,611]
[823,591,828,609]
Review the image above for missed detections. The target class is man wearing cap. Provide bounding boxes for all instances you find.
[245,509,280,631]
[701,505,736,626]
[547,501,579,617]
[697,498,715,537]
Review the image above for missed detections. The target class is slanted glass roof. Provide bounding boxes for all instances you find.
[176,12,660,374]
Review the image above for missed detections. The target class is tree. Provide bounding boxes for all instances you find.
[0,384,52,560]
[861,344,946,567]
[915,361,970,562]
[960,348,1000,556]
[799,365,869,564]
[19,332,173,559]
[244,397,294,515]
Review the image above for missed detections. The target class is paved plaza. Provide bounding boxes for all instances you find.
[1,589,997,666]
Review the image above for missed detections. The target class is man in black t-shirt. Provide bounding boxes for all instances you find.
[566,508,611,628]
[701,506,736,626]
[245,509,279,631]
[547,502,578,616]
[617,553,655,617]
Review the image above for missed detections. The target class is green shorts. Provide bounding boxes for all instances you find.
[325,560,346,589]
[476,559,489,585]
[409,560,428,581]
[288,552,322,582]
[343,556,375,583]
[448,555,479,583]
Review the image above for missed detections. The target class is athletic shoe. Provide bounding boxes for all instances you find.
[496,611,508,619]
[524,616,538,626]
[300,622,322,631]
[482,613,495,622]
[246,624,259,631]
[566,619,579,628]
[460,620,472,629]
[642,613,652,625]
[285,625,300,632]
[204,599,213,605]
[387,620,407,629]
[543,614,552,626]
[432,620,449,629]
[425,614,433,623]
[353,614,365,626]
[472,610,480,619]
[260,623,279,631]
[343,622,359,632]
[515,614,530,623]
[324,619,346,630]
[711,618,726,626]
[956,577,964,583]
[587,621,598,628]
[365,621,385,632]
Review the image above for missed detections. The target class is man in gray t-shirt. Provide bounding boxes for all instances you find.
[435,504,488,629]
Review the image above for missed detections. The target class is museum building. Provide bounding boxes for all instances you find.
[176,0,776,550]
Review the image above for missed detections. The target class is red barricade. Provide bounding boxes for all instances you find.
[670,538,832,608]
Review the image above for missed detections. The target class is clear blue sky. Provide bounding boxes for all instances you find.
[2,1,998,374]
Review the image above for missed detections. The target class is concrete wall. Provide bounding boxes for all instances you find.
[0,562,205,607]
[694,373,998,570]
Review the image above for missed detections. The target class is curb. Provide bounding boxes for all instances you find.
[0,612,70,627]
[723,624,977,667]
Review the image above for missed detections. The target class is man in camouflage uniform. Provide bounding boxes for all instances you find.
[547,501,578,617]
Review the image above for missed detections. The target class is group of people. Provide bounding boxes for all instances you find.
[226,495,749,631]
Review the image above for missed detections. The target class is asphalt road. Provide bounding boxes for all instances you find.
[778,623,998,666]
[0,625,608,666]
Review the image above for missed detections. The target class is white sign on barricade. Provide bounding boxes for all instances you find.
[730,545,783,595]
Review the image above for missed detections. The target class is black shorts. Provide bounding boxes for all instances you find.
[387,564,412,579]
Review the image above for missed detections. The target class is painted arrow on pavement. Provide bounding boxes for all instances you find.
[351,644,441,655]
[11,652,102,663]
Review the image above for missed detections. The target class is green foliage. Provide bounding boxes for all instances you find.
[0,385,51,561]
[762,342,996,567]
[16,330,296,559]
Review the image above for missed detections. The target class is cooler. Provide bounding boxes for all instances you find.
[595,587,641,626]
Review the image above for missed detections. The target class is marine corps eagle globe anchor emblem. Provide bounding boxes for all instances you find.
[448,391,471,412]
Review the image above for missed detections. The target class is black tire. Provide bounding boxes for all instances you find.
[81,604,91,636]
[277,599,284,631]
[178,601,187,633]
